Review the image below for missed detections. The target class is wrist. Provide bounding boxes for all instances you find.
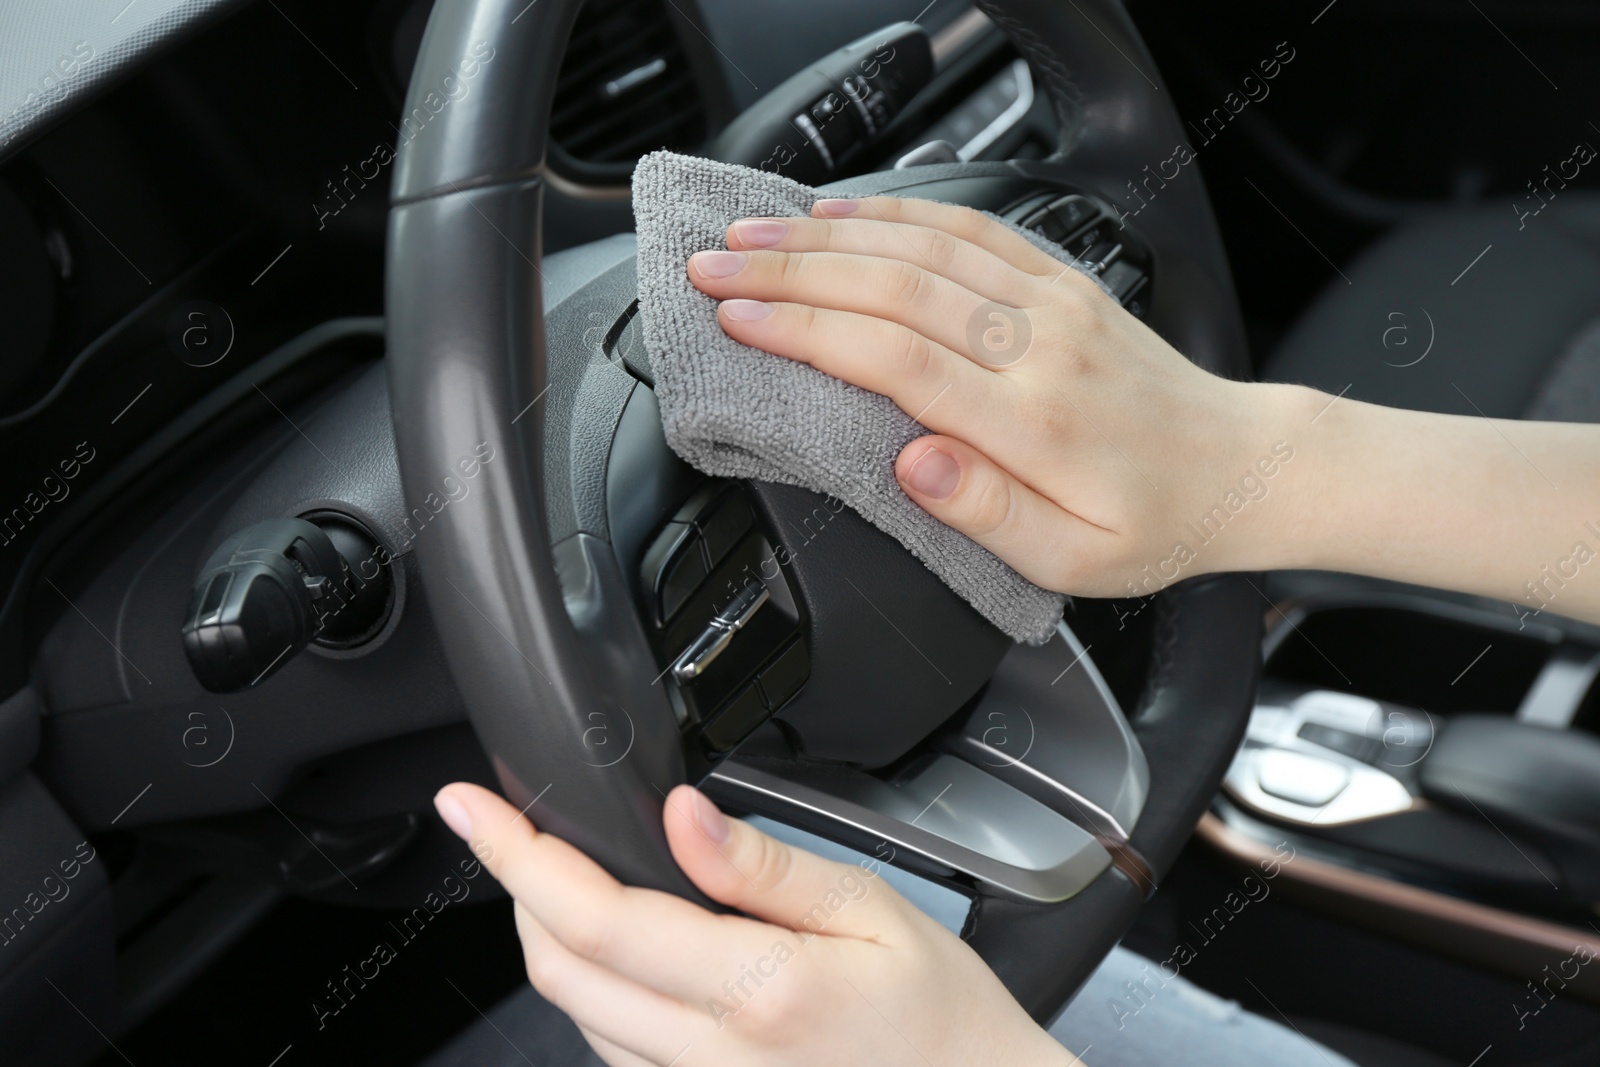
[1178,379,1323,578]
[1240,380,1393,576]
[1249,381,1335,571]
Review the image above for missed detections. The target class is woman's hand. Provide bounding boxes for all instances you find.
[687,197,1306,598]
[433,783,1080,1067]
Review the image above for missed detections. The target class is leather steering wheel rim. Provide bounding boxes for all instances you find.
[384,0,1262,1023]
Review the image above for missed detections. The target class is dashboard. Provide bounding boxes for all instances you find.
[0,0,1053,701]
[0,0,1065,842]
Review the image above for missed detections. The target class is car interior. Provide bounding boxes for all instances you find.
[3,0,1600,1064]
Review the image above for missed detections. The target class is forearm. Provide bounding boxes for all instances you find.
[1255,382,1600,627]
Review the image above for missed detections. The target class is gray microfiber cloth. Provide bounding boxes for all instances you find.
[633,150,1097,645]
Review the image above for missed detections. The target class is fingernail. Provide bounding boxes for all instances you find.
[721,298,774,321]
[732,219,787,247]
[691,250,748,278]
[905,447,961,499]
[814,198,859,216]
[690,787,731,844]
[434,790,473,842]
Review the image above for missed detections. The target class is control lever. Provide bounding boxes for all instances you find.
[180,517,391,692]
[709,21,934,184]
[671,578,770,683]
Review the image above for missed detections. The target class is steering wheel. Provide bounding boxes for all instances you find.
[385,0,1260,1023]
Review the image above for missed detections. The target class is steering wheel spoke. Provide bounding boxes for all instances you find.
[705,752,1112,905]
[705,621,1153,911]
[941,622,1148,844]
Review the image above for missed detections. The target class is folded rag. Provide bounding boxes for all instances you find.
[632,150,1090,645]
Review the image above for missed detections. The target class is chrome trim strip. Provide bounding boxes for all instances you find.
[944,622,1149,841]
[1518,646,1600,727]
[706,753,1112,903]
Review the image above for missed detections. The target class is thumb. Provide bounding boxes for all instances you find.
[662,785,907,941]
[895,434,1095,592]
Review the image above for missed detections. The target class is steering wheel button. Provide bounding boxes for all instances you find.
[757,637,811,709]
[1048,195,1098,230]
[658,536,710,623]
[1023,207,1069,243]
[698,494,755,566]
[703,683,771,752]
[1100,261,1144,300]
[1064,221,1110,258]
[1123,283,1150,319]
[1256,749,1351,807]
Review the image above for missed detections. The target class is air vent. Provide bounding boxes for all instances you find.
[551,0,707,165]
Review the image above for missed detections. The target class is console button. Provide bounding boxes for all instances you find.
[1257,749,1350,806]
[1298,722,1383,763]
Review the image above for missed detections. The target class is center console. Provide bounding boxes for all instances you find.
[1205,570,1600,1002]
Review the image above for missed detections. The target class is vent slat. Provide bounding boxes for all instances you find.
[556,23,675,90]
[602,111,704,160]
[551,70,695,129]
[551,0,706,165]
[564,105,700,159]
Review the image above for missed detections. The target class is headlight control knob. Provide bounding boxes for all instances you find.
[180,516,391,692]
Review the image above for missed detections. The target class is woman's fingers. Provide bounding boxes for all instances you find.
[514,903,703,1065]
[662,784,911,944]
[812,196,1090,286]
[688,247,991,358]
[895,435,1112,592]
[686,195,1171,598]
[714,299,999,439]
[435,783,760,1000]
[724,215,1051,308]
